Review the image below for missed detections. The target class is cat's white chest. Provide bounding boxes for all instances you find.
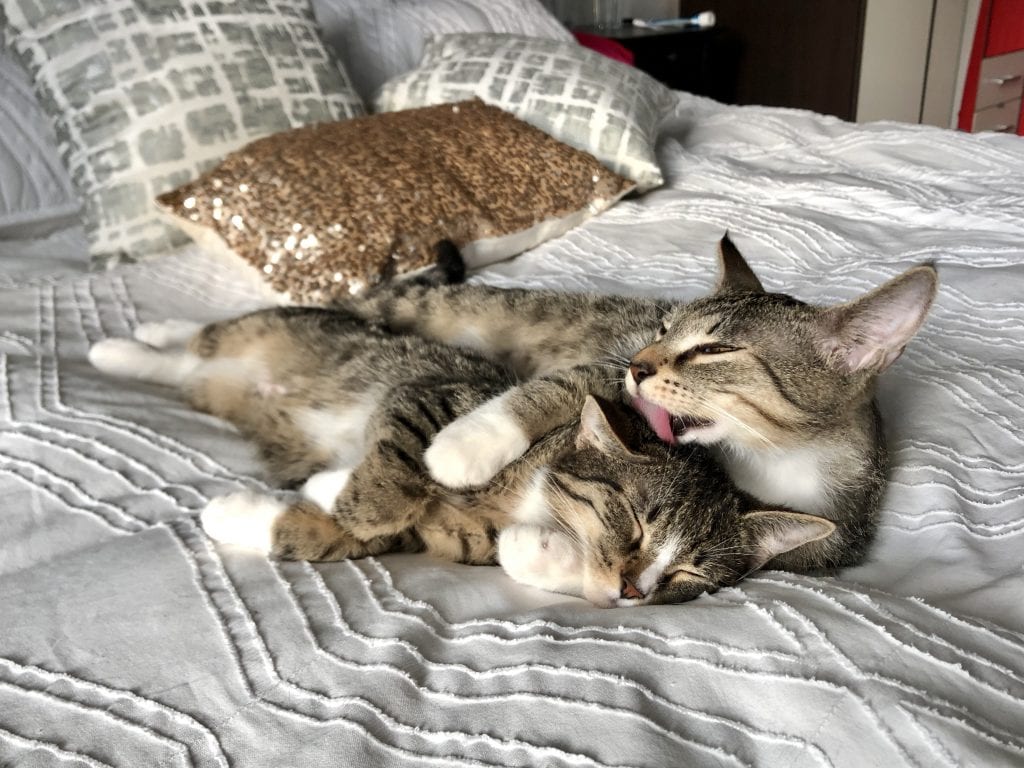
[293,394,380,467]
[717,446,830,514]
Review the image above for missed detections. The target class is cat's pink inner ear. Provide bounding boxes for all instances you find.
[820,264,937,374]
[743,510,836,571]
[578,396,651,458]
[576,396,625,453]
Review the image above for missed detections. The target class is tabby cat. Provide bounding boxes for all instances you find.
[88,307,833,607]
[339,235,938,571]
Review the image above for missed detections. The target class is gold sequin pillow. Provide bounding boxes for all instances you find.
[157,99,635,301]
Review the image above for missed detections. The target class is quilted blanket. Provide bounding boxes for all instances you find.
[1,93,1023,767]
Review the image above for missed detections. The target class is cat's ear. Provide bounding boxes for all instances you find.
[817,263,937,374]
[742,510,835,571]
[577,395,647,460]
[715,233,765,294]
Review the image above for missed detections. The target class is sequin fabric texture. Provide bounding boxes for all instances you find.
[157,99,635,301]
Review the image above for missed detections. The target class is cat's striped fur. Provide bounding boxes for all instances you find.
[339,235,938,571]
[89,307,833,607]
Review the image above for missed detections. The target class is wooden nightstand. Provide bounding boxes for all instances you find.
[572,24,739,103]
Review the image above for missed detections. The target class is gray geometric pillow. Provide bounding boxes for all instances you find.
[312,0,573,102]
[1,0,365,266]
[375,34,677,191]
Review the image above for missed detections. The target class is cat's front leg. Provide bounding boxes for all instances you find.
[424,390,531,488]
[425,363,623,489]
[200,491,286,555]
[200,469,358,556]
[200,491,361,559]
[200,476,405,561]
[498,524,584,599]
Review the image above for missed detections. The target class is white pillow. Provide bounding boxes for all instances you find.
[376,34,677,191]
[311,0,573,102]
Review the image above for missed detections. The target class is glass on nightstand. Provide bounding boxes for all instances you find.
[591,0,622,29]
[547,0,621,29]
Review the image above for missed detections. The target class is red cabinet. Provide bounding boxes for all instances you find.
[986,0,1024,57]
[960,0,1024,134]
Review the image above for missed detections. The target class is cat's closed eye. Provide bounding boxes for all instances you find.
[661,567,705,584]
[675,344,741,365]
[695,344,740,355]
[628,512,643,551]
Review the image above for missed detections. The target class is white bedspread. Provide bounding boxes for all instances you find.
[1,93,1023,767]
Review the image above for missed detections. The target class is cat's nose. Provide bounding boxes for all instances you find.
[620,575,645,600]
[629,359,655,384]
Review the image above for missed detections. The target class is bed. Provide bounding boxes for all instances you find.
[2,3,1024,767]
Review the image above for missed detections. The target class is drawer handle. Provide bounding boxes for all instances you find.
[986,74,1023,86]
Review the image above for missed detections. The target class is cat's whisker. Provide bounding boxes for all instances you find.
[695,396,780,452]
[593,342,634,362]
[544,488,592,554]
[549,518,587,556]
[700,544,757,557]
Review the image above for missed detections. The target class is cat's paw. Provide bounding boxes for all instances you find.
[424,394,529,488]
[88,338,151,377]
[133,320,201,348]
[200,492,287,554]
[498,525,583,597]
[300,468,352,510]
[89,337,197,386]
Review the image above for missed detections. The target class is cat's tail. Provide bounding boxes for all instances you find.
[333,239,466,320]
[88,320,203,387]
[406,239,466,287]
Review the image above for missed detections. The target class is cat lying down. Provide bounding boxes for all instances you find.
[89,307,833,608]
[340,234,938,573]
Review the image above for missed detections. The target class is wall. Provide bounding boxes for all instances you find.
[950,0,982,123]
[855,0,935,123]
[677,0,867,120]
[543,0,678,27]
[625,0,679,19]
[855,0,973,127]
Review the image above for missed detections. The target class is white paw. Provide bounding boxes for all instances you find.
[133,320,201,348]
[301,468,352,510]
[498,525,583,597]
[89,337,198,386]
[200,491,287,554]
[424,393,530,488]
[88,338,152,377]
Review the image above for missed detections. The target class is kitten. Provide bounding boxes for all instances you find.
[88,307,833,607]
[338,235,938,571]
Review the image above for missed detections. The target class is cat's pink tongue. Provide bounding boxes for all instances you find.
[631,398,677,445]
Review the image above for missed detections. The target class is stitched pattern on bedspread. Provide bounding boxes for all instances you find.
[1,92,1023,766]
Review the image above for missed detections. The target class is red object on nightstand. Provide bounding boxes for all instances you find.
[959,0,1024,135]
[573,31,636,66]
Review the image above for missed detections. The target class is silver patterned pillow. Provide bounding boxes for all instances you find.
[0,51,79,235]
[375,33,676,191]
[313,0,573,102]
[1,0,364,266]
